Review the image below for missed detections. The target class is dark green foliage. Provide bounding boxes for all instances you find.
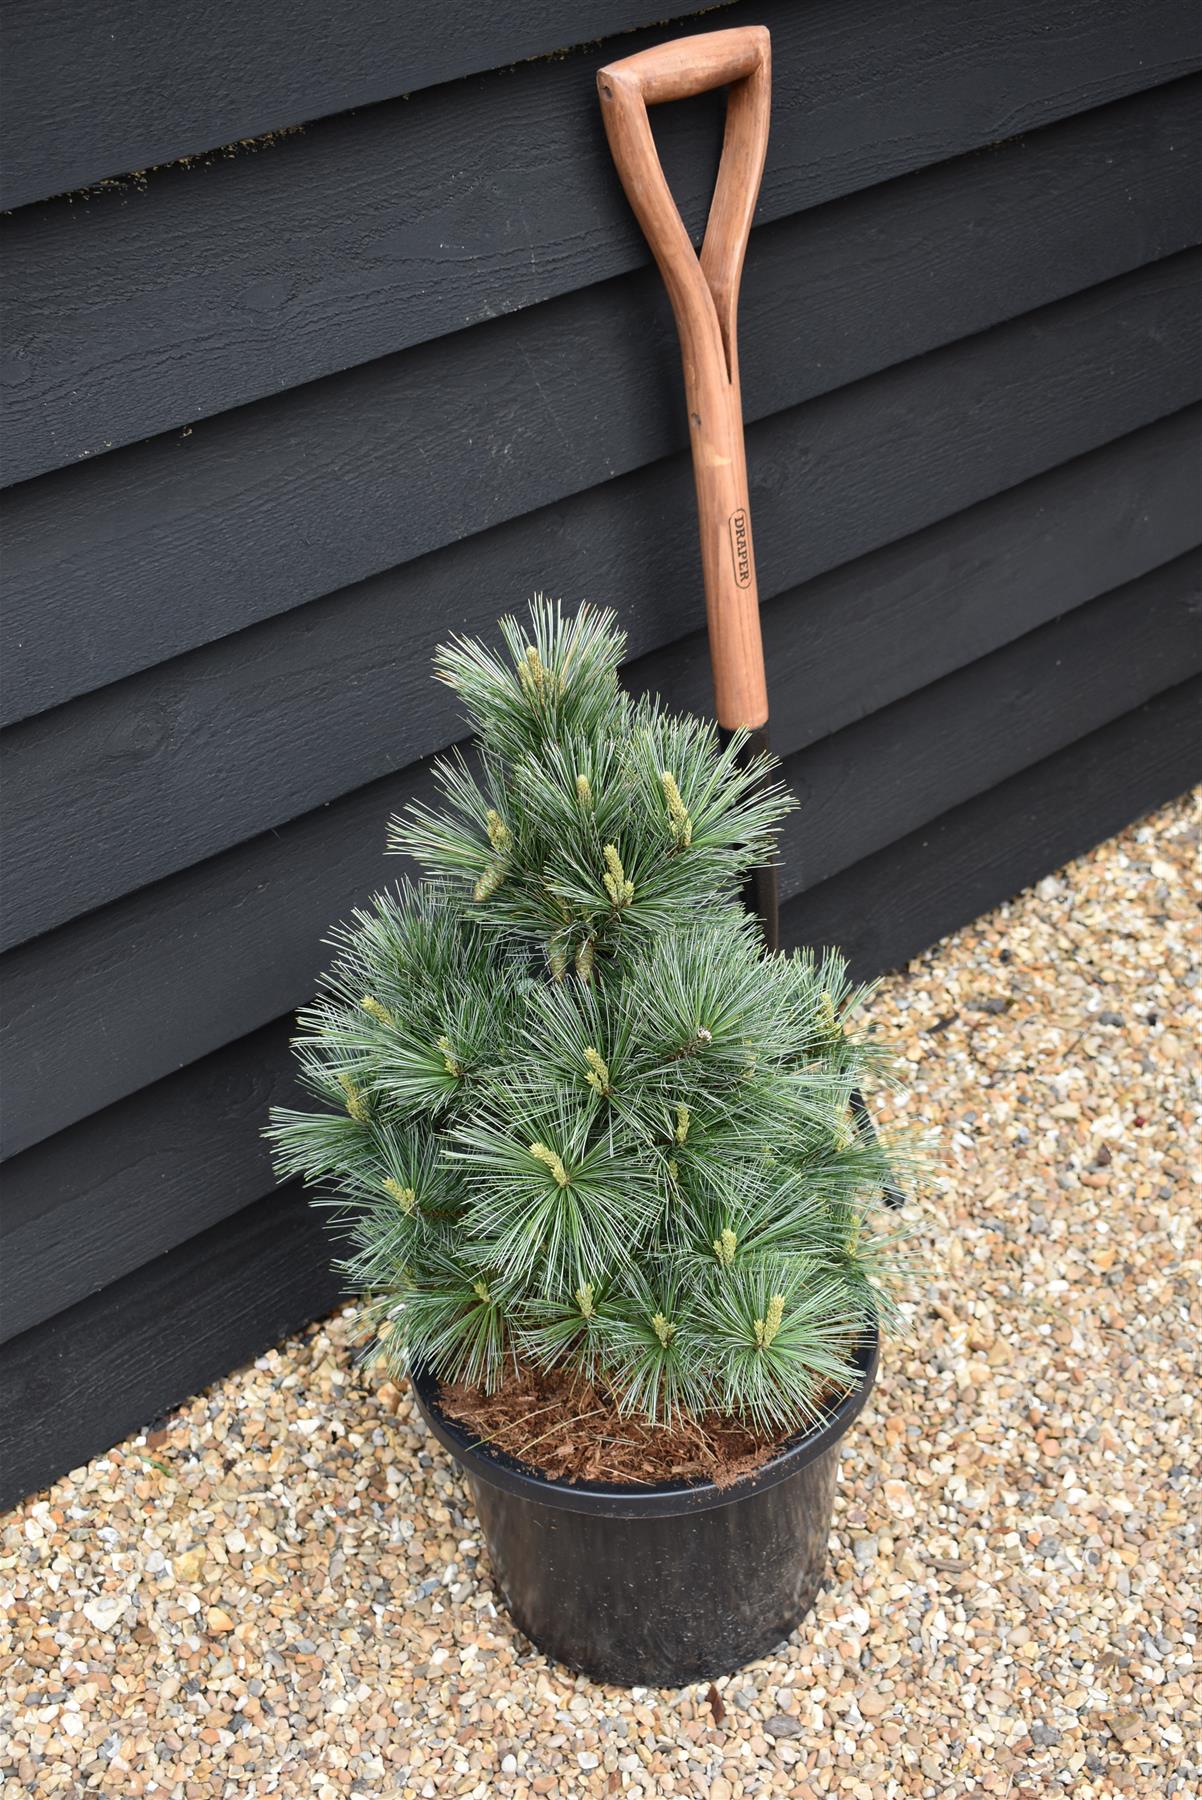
[269,600,913,1433]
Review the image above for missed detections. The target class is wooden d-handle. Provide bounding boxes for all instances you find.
[598,27,771,730]
[599,26,767,105]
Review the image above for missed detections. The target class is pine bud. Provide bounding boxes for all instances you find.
[517,644,561,700]
[529,1142,570,1187]
[753,1294,785,1350]
[713,1227,737,1267]
[517,644,547,698]
[473,1279,492,1304]
[548,937,569,982]
[660,771,694,847]
[650,1312,676,1349]
[583,1046,611,1095]
[818,990,840,1035]
[602,844,635,908]
[575,936,595,983]
[473,860,506,903]
[575,1282,595,1320]
[338,1072,371,1123]
[383,1178,417,1214]
[575,772,593,807]
[674,1103,690,1145]
[360,993,396,1028]
[485,808,511,851]
[436,1035,462,1077]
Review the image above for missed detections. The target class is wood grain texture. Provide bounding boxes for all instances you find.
[3,3,1198,485]
[4,413,1197,1337]
[4,329,1198,955]
[2,556,1196,1162]
[0,1183,342,1511]
[5,94,1198,725]
[3,678,1197,1510]
[637,408,1202,751]
[0,1,727,210]
[4,226,1194,774]
[0,1021,296,1345]
[771,551,1201,897]
[780,676,1202,979]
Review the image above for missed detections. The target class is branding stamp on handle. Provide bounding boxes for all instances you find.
[728,509,751,588]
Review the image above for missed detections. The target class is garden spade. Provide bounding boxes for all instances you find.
[598,26,778,945]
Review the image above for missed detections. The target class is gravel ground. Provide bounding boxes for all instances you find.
[2,792,1198,1800]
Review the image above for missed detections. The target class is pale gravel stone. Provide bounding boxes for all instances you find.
[1,791,1198,1800]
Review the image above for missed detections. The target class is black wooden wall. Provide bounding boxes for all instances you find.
[2,1,1200,1508]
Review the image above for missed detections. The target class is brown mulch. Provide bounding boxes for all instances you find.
[436,1361,795,1488]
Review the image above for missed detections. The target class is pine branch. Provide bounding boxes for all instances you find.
[267,600,918,1434]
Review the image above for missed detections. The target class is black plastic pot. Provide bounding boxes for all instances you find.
[410,1326,878,1687]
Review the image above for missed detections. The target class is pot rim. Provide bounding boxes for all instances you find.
[410,1322,879,1518]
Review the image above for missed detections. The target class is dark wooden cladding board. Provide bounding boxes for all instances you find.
[780,677,1202,981]
[4,396,1200,950]
[0,1,719,210]
[4,419,1198,1342]
[2,556,1197,1163]
[3,679,1197,1511]
[773,551,1201,894]
[0,1183,343,1510]
[3,29,1199,487]
[0,1021,298,1346]
[3,89,1199,723]
[5,0,1200,216]
[3,243,1199,740]
[634,410,1202,751]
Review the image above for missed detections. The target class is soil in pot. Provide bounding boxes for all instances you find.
[437,1359,796,1488]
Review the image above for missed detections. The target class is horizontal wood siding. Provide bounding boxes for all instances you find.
[784,678,1202,983]
[0,1,723,210]
[1,0,1199,1506]
[4,12,1199,486]
[7,270,1200,946]
[7,195,1201,727]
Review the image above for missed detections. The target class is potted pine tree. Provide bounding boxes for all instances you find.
[269,601,910,1686]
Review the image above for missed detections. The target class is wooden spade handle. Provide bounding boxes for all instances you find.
[598,27,771,730]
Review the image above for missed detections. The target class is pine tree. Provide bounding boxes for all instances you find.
[268,600,912,1434]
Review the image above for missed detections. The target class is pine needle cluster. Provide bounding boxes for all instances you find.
[269,600,913,1436]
